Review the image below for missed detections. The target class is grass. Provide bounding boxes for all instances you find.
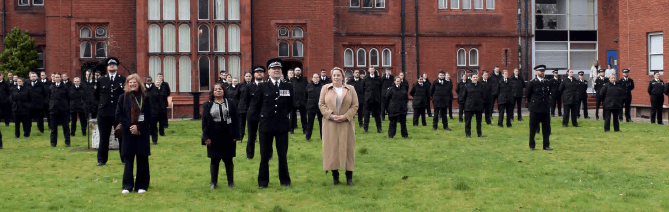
[1,116,669,211]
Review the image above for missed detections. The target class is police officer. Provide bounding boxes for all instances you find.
[95,57,126,166]
[599,74,623,132]
[430,71,453,131]
[249,58,293,189]
[40,71,52,126]
[494,70,514,128]
[290,67,308,135]
[216,71,229,86]
[12,78,31,138]
[305,73,324,141]
[410,77,429,126]
[363,67,383,133]
[319,69,332,84]
[617,69,634,122]
[462,73,485,138]
[576,71,590,119]
[69,77,88,137]
[527,65,552,151]
[0,72,10,127]
[156,73,171,134]
[49,73,71,147]
[386,76,409,139]
[28,72,47,133]
[347,70,365,128]
[456,72,471,122]
[422,73,435,118]
[480,71,494,125]
[62,73,72,90]
[85,69,99,119]
[511,68,526,121]
[594,69,608,120]
[648,71,664,124]
[380,69,394,121]
[236,72,252,141]
[226,78,240,100]
[245,66,265,159]
[548,70,562,117]
[144,76,160,145]
[559,70,580,127]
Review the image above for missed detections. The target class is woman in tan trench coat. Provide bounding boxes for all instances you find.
[319,67,359,186]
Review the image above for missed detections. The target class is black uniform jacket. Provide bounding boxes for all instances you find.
[248,79,294,133]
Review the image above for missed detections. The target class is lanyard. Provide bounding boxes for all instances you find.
[133,95,143,108]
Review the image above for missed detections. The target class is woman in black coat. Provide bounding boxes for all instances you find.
[462,74,485,138]
[202,82,240,189]
[115,74,153,194]
[11,78,31,138]
[410,77,429,127]
[598,74,623,132]
[386,77,409,139]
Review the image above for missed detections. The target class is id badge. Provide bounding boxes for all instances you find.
[226,118,232,124]
[138,113,145,122]
[280,90,291,97]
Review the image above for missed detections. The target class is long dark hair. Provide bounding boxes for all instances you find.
[209,82,227,101]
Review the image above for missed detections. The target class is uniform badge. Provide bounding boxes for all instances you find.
[280,90,290,96]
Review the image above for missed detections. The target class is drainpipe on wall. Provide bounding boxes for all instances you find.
[400,0,406,74]
[524,0,530,79]
[2,0,5,44]
[414,0,420,79]
[251,0,254,68]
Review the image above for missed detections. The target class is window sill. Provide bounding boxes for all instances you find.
[348,7,388,13]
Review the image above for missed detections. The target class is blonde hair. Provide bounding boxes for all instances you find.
[331,67,344,76]
[124,74,145,93]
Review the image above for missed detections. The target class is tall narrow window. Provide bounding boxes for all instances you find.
[198,25,210,52]
[228,24,240,52]
[37,49,44,69]
[179,56,192,92]
[178,0,190,20]
[228,56,240,78]
[357,49,366,67]
[469,48,479,66]
[451,0,459,9]
[80,27,92,38]
[164,24,176,52]
[292,28,303,38]
[80,42,92,58]
[457,48,466,66]
[293,41,303,57]
[474,0,483,9]
[382,48,391,67]
[95,42,107,58]
[375,0,385,8]
[95,27,107,38]
[199,57,210,91]
[198,0,209,20]
[214,0,225,20]
[362,0,373,8]
[148,0,160,20]
[344,48,354,67]
[216,56,226,75]
[149,56,162,80]
[439,0,447,9]
[462,0,471,9]
[350,0,359,7]
[649,33,664,73]
[486,0,494,10]
[369,48,379,67]
[164,56,176,88]
[228,0,240,21]
[278,42,289,57]
[179,24,191,52]
[164,0,176,20]
[215,25,225,52]
[149,24,161,53]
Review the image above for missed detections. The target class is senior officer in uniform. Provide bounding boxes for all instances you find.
[248,58,294,188]
[559,70,580,127]
[599,74,623,132]
[648,71,664,124]
[95,57,126,166]
[527,65,553,151]
[617,69,634,122]
[576,71,590,119]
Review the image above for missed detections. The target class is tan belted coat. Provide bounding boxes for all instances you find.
[319,83,359,171]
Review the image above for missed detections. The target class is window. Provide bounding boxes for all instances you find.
[149,24,161,53]
[164,24,176,52]
[228,0,240,20]
[357,49,366,67]
[37,49,44,69]
[214,0,225,20]
[649,33,664,73]
[486,0,494,10]
[198,0,209,20]
[293,41,303,57]
[164,56,176,88]
[362,0,373,8]
[95,27,107,38]
[278,42,289,57]
[344,48,354,67]
[369,48,379,67]
[198,25,210,52]
[215,25,225,52]
[179,56,191,92]
[278,27,289,38]
[164,0,176,20]
[216,56,225,74]
[469,48,478,66]
[199,57,210,91]
[439,0,448,9]
[149,0,160,20]
[179,25,190,52]
[178,0,190,20]
[474,0,483,9]
[18,0,28,6]
[149,56,161,79]
[80,27,92,38]
[95,42,107,58]
[462,0,471,9]
[33,0,43,6]
[80,42,92,58]
[375,0,385,8]
[451,0,459,9]
[382,48,391,67]
[457,48,466,66]
[228,24,240,52]
[293,28,303,38]
[228,56,240,78]
[350,0,359,7]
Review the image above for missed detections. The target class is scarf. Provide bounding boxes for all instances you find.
[210,99,230,123]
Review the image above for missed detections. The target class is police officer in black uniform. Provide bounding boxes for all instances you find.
[559,70,580,127]
[648,71,664,124]
[511,68,526,121]
[305,73,324,141]
[236,72,252,141]
[480,71,494,125]
[49,73,71,147]
[95,57,126,166]
[40,71,52,127]
[156,73,171,134]
[576,71,590,119]
[249,58,293,189]
[386,76,409,139]
[594,69,608,120]
[410,77,429,126]
[347,70,365,128]
[245,66,265,159]
[617,69,634,122]
[548,70,562,117]
[28,72,47,133]
[527,65,552,151]
[319,69,332,84]
[69,77,88,136]
[599,74,623,132]
[456,72,471,122]
[462,73,485,138]
[380,69,394,121]
[430,71,453,131]
[144,76,160,145]
[0,71,10,127]
[363,67,383,133]
[290,67,308,134]
[494,70,514,128]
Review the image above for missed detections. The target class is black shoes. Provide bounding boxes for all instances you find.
[281,183,291,187]
[402,136,410,139]
[97,162,106,166]
[543,148,553,151]
[363,129,368,133]
[228,183,235,188]
[347,179,354,186]
[573,124,580,127]
[388,136,394,139]
[432,127,437,131]
[466,134,471,138]
[498,124,504,128]
[377,129,384,133]
[51,144,56,147]
[65,144,70,147]
[444,127,451,131]
[259,185,267,189]
[478,134,485,138]
[562,124,568,127]
[530,147,535,150]
[333,179,340,185]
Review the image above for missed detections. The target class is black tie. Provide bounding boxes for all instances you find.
[275,81,279,88]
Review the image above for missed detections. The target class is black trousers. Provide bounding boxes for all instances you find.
[465,111,483,136]
[122,154,150,191]
[2,103,12,126]
[381,98,390,120]
[578,98,589,118]
[620,97,632,121]
[50,113,71,146]
[246,119,259,159]
[97,116,122,163]
[258,131,290,187]
[413,106,426,126]
[158,111,168,135]
[604,109,620,131]
[388,115,408,138]
[433,107,449,129]
[210,158,234,185]
[529,112,551,149]
[484,102,493,124]
[356,103,364,127]
[70,111,87,135]
[447,101,453,119]
[562,103,578,126]
[595,97,604,118]
[550,95,562,116]
[363,102,382,131]
[238,113,247,141]
[458,102,465,121]
[43,105,50,130]
[305,111,323,140]
[427,104,433,117]
[14,114,30,138]
[149,118,158,144]
[498,103,513,127]
[650,95,664,124]
[290,106,307,132]
[0,124,3,147]
[30,109,45,132]
[512,97,523,120]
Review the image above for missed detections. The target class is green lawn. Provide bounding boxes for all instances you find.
[1,116,669,211]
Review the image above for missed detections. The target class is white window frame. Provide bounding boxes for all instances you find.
[163,0,176,20]
[439,0,448,9]
[469,48,479,66]
[344,48,354,67]
[457,48,466,66]
[293,41,304,58]
[369,48,379,67]
[228,24,240,52]
[198,25,210,52]
[451,0,459,9]
[178,24,191,52]
[80,42,92,58]
[18,0,29,6]
[375,0,385,8]
[474,0,483,9]
[163,24,177,53]
[178,0,190,20]
[350,0,360,7]
[149,24,162,53]
[649,32,664,73]
[213,0,225,20]
[278,27,289,38]
[362,0,373,8]
[95,42,107,58]
[292,28,304,38]
[357,48,366,67]
[278,42,289,57]
[382,48,392,67]
[198,0,209,20]
[486,0,494,10]
[214,25,225,52]
[198,56,210,92]
[95,27,107,38]
[32,0,43,6]
[80,27,92,38]
[178,56,192,92]
[462,0,471,10]
[148,0,161,20]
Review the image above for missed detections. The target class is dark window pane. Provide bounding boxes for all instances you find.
[535,30,568,41]
[570,31,597,41]
[199,0,209,19]
[96,43,107,58]
[199,25,210,52]
[279,42,289,57]
[199,57,210,90]
[350,0,359,7]
[362,0,372,7]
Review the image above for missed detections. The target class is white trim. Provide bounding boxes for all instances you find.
[178,24,191,52]
[80,27,92,38]
[32,0,43,6]
[80,42,92,58]
[350,0,360,7]
[469,48,479,66]
[95,27,107,38]
[344,48,354,67]
[362,0,373,8]
[457,48,466,66]
[649,32,664,73]
[462,0,471,10]
[382,48,392,67]
[95,42,107,58]
[198,0,209,20]
[292,28,304,38]
[198,25,210,52]
[485,0,494,10]
[278,27,289,38]
[17,0,28,6]
[293,41,304,57]
[450,0,459,9]
[439,0,448,9]
[474,0,483,9]
[375,0,385,8]
[369,48,379,67]
[357,48,366,67]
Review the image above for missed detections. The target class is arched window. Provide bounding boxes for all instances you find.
[164,0,175,20]
[214,0,225,20]
[228,0,240,20]
[178,0,190,20]
[199,57,210,91]
[469,48,479,66]
[95,27,107,38]
[148,0,160,20]
[215,25,225,52]
[344,48,354,67]
[382,48,391,67]
[149,56,161,80]
[369,48,379,67]
[278,27,289,38]
[293,41,303,57]
[198,25,210,52]
[198,0,209,20]
[292,28,303,38]
[278,42,289,57]
[179,56,192,92]
[179,24,190,52]
[215,56,226,75]
[95,42,107,58]
[228,56,240,78]
[457,48,466,66]
[228,24,240,52]
[164,56,176,88]
[357,48,366,67]
[80,42,92,58]
[149,24,161,52]
[80,27,92,38]
[163,24,176,52]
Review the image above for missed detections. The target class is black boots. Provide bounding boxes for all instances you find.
[331,170,353,186]
[210,164,219,189]
[345,171,353,186]
[211,159,234,189]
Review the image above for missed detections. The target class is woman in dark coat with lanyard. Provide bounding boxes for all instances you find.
[115,74,153,194]
[386,76,409,139]
[202,82,240,189]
